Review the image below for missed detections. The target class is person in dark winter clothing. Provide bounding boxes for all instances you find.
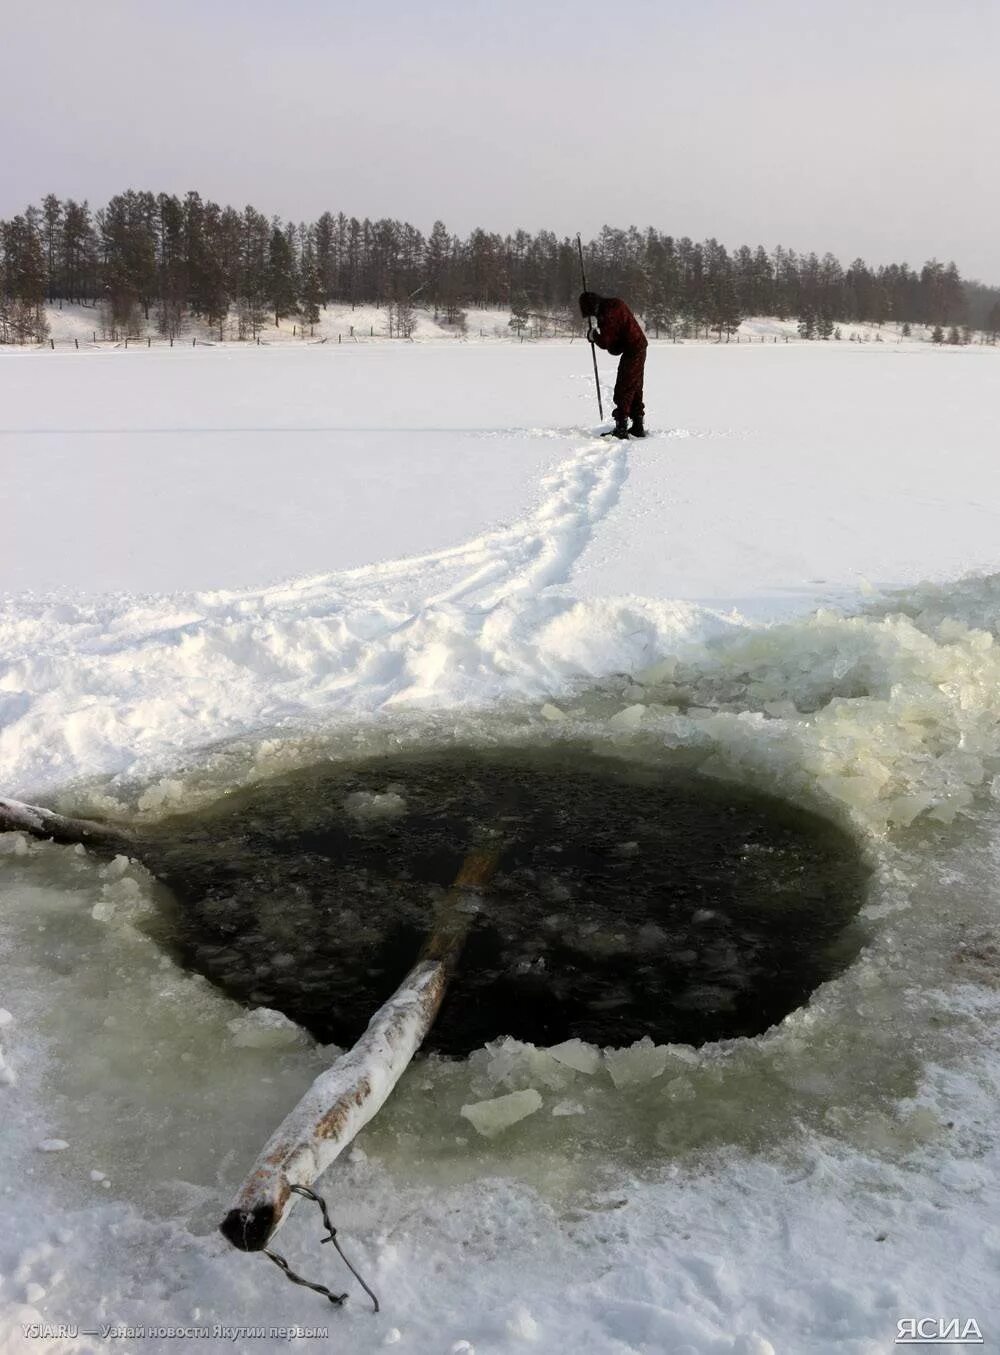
[579,291,648,437]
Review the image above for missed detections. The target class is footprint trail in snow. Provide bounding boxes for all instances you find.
[0,435,730,794]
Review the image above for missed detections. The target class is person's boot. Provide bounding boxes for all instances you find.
[611,417,630,439]
[630,415,646,438]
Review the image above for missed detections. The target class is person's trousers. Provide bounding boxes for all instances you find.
[613,345,646,423]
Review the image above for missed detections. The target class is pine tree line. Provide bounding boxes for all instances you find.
[3,190,1000,344]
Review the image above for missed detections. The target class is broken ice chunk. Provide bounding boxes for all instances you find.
[227,1007,305,1049]
[344,790,407,820]
[634,656,678,686]
[763,699,799,719]
[37,1139,69,1152]
[547,1038,601,1075]
[614,840,640,857]
[460,1088,542,1138]
[609,703,647,730]
[604,1037,669,1088]
[0,832,30,856]
[817,773,878,811]
[887,792,934,827]
[551,1100,586,1117]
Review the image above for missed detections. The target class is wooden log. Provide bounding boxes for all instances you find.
[1,793,501,1252]
[220,845,499,1252]
[0,795,131,856]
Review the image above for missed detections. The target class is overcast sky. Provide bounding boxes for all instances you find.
[6,0,999,281]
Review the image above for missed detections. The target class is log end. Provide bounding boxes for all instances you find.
[219,1203,277,1252]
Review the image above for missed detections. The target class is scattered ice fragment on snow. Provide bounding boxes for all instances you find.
[37,1139,69,1152]
[89,1170,107,1182]
[539,702,566,722]
[450,1342,475,1354]
[733,1338,776,1355]
[25,1282,47,1304]
[938,1159,990,1192]
[383,1329,401,1345]
[0,1008,13,1027]
[551,1101,586,1117]
[227,1007,304,1048]
[505,1305,540,1340]
[460,1089,542,1138]
[547,1038,601,1075]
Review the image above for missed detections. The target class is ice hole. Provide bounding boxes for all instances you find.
[135,746,870,1055]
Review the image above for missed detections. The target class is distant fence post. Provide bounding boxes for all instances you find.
[50,338,55,349]
[193,337,196,347]
[147,336,151,348]
[75,338,79,349]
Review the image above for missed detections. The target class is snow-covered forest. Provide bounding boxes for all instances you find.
[3,190,1000,345]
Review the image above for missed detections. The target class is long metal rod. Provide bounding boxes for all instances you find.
[577,234,604,421]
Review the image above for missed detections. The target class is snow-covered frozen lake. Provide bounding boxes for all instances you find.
[3,340,1000,1353]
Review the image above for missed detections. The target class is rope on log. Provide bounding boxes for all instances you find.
[0,793,501,1275]
[220,844,500,1253]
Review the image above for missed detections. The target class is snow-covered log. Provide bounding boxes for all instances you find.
[0,795,131,854]
[221,846,499,1252]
